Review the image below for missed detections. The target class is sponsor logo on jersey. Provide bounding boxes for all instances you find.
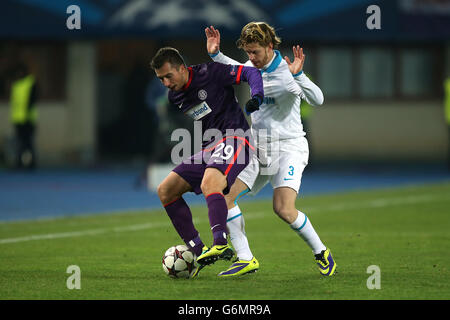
[264,97,275,105]
[185,101,212,120]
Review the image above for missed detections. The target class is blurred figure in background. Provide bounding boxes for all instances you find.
[445,76,450,170]
[9,62,38,170]
[122,60,152,157]
[145,75,171,163]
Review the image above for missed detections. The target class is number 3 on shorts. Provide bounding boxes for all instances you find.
[288,166,294,176]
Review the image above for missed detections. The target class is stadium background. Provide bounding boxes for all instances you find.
[0,0,449,219]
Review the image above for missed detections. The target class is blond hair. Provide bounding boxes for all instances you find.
[236,22,281,49]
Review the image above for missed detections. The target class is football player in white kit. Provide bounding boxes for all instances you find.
[205,22,336,277]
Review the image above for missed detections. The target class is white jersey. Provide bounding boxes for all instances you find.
[211,50,323,142]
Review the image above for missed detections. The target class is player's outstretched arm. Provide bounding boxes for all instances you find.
[239,66,264,113]
[205,26,242,65]
[286,45,324,106]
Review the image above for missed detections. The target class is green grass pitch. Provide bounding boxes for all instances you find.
[0,182,449,300]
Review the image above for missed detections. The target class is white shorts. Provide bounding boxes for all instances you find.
[237,137,309,195]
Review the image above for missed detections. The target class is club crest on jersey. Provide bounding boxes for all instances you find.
[185,101,212,120]
[230,65,237,76]
[198,89,207,101]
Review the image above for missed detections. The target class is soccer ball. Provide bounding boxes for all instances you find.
[162,244,195,279]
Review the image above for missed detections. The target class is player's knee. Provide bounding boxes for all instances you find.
[273,205,284,217]
[156,182,166,201]
[200,174,227,196]
[157,182,173,204]
[273,204,296,224]
[200,179,213,195]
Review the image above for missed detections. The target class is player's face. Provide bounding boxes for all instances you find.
[155,62,187,91]
[243,42,274,69]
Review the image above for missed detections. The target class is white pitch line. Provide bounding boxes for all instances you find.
[0,194,448,245]
[0,222,173,245]
[305,193,448,214]
[0,213,266,245]
[0,229,107,244]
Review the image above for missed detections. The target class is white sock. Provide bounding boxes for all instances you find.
[226,205,253,261]
[290,210,326,255]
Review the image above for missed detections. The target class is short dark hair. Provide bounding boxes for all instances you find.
[150,47,186,70]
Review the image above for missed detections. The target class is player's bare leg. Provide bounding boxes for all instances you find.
[224,178,248,209]
[272,186,299,223]
[273,186,325,251]
[157,171,191,206]
[273,186,336,276]
[200,167,227,196]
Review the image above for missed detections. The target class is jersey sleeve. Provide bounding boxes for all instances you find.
[211,63,264,100]
[209,51,243,65]
[209,51,253,68]
[292,72,324,106]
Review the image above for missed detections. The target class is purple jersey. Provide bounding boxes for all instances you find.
[168,62,264,147]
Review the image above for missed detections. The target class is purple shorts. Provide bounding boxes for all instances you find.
[172,136,254,195]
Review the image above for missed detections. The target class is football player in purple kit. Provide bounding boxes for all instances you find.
[150,47,264,278]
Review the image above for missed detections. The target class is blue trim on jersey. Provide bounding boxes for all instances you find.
[227,213,243,222]
[209,51,220,58]
[261,50,282,74]
[293,70,303,77]
[234,188,250,205]
[296,215,308,231]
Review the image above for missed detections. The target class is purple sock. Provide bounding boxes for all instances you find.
[164,197,204,256]
[205,193,228,246]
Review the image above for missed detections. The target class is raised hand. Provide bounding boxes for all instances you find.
[205,26,221,55]
[284,45,305,75]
